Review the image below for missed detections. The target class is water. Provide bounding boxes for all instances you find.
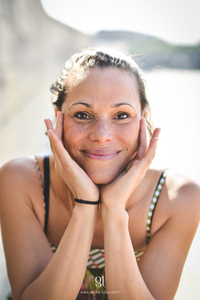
[0,69,200,299]
[145,69,200,300]
[145,69,200,184]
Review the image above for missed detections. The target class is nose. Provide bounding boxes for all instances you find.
[88,118,113,143]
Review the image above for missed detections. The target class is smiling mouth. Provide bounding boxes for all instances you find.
[81,150,121,160]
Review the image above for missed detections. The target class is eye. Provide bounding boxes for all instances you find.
[74,112,91,120]
[114,113,130,120]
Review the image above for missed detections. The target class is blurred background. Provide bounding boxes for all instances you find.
[0,0,200,299]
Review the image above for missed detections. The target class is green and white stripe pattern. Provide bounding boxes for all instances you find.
[33,156,46,221]
[146,170,167,243]
[87,248,105,269]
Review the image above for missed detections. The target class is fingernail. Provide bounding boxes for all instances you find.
[152,137,159,142]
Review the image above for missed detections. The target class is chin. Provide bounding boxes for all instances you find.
[87,169,121,185]
[92,177,113,185]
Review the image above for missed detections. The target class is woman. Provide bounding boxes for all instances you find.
[0,47,200,300]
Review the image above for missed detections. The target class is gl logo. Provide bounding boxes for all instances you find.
[95,275,105,288]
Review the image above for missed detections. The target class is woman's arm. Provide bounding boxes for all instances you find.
[101,180,200,300]
[100,119,200,299]
[0,112,100,300]
[20,205,98,300]
[0,159,98,300]
[101,206,154,299]
[99,119,159,299]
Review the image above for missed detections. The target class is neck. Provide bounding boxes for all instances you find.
[125,170,152,210]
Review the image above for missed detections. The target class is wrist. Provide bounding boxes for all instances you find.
[101,204,129,226]
[74,198,100,205]
[73,201,98,222]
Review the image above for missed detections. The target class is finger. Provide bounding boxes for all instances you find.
[55,111,64,141]
[136,118,148,160]
[45,129,57,160]
[110,128,161,201]
[126,118,147,171]
[149,127,161,148]
[45,117,64,161]
[45,115,73,172]
[44,119,57,156]
[47,129,73,169]
[44,118,54,131]
[136,127,161,170]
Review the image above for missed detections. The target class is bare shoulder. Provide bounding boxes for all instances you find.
[165,169,200,226]
[138,170,200,299]
[0,156,43,216]
[0,157,37,193]
[166,170,200,205]
[0,156,39,175]
[0,157,53,300]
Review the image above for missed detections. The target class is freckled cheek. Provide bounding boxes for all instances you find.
[62,121,86,153]
[117,123,140,152]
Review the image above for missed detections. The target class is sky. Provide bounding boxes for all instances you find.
[41,0,200,45]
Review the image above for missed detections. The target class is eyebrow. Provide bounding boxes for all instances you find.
[113,102,136,110]
[69,102,92,108]
[69,101,136,111]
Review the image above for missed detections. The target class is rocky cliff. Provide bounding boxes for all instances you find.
[94,30,200,70]
[0,0,93,130]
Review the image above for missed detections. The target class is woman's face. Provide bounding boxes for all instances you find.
[61,67,144,184]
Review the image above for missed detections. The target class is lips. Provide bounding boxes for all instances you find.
[80,149,122,160]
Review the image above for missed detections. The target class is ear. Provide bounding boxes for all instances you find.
[55,108,58,118]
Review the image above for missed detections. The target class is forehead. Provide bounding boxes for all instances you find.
[66,67,141,110]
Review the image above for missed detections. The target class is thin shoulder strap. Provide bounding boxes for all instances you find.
[43,155,50,234]
[146,170,167,243]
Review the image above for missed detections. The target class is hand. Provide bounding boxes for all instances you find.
[100,118,161,210]
[44,112,99,202]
